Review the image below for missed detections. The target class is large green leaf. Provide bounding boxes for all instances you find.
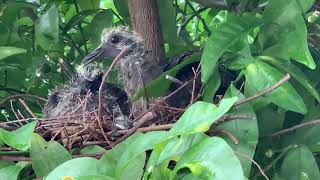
[35,4,59,50]
[0,164,25,180]
[46,157,108,180]
[280,145,320,180]
[244,60,307,114]
[262,0,315,69]
[156,133,208,166]
[157,0,178,46]
[31,134,72,177]
[100,132,168,179]
[202,67,221,102]
[201,13,262,83]
[218,84,258,177]
[77,0,100,10]
[259,56,320,103]
[117,131,168,170]
[0,121,37,151]
[172,137,244,179]
[0,47,27,61]
[169,97,238,136]
[256,104,286,136]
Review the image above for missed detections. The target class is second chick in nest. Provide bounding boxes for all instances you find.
[43,63,131,129]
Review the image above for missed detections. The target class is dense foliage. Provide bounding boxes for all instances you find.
[0,0,320,179]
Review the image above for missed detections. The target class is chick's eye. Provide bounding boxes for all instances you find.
[110,35,120,44]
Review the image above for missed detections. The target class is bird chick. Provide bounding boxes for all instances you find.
[82,26,200,118]
[82,26,163,116]
[43,63,131,129]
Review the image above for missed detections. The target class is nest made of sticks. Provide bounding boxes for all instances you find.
[0,66,201,150]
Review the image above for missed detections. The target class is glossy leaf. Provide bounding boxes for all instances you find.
[157,0,178,45]
[262,0,315,69]
[31,134,71,177]
[0,165,24,180]
[0,121,37,151]
[244,60,307,114]
[46,157,108,180]
[169,97,238,136]
[172,137,244,179]
[201,13,262,83]
[280,145,320,180]
[259,56,320,104]
[77,0,100,10]
[0,46,27,61]
[218,84,258,177]
[202,67,221,102]
[79,145,106,154]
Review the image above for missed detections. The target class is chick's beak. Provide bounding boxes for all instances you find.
[82,45,104,65]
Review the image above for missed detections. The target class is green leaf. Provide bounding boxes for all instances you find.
[87,9,114,46]
[117,131,168,169]
[169,97,238,136]
[63,9,101,33]
[298,0,316,13]
[0,165,24,180]
[46,157,108,180]
[77,0,100,10]
[280,145,320,180]
[262,0,315,69]
[117,153,145,180]
[172,137,244,180]
[100,132,167,179]
[244,60,307,114]
[202,67,221,102]
[259,56,320,103]
[157,0,178,46]
[0,121,37,151]
[80,145,106,154]
[155,133,207,165]
[0,46,27,61]
[31,134,72,177]
[201,13,262,83]
[113,0,131,24]
[35,4,59,50]
[219,84,258,177]
[256,104,285,136]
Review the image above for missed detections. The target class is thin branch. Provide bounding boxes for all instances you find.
[73,0,88,53]
[265,119,320,138]
[233,74,291,108]
[0,94,47,107]
[185,1,211,35]
[234,151,269,180]
[18,99,36,119]
[113,111,156,145]
[217,129,240,144]
[98,48,129,144]
[251,145,292,179]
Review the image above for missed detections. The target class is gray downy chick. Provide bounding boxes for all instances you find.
[82,26,199,118]
[43,63,131,129]
[82,26,163,117]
